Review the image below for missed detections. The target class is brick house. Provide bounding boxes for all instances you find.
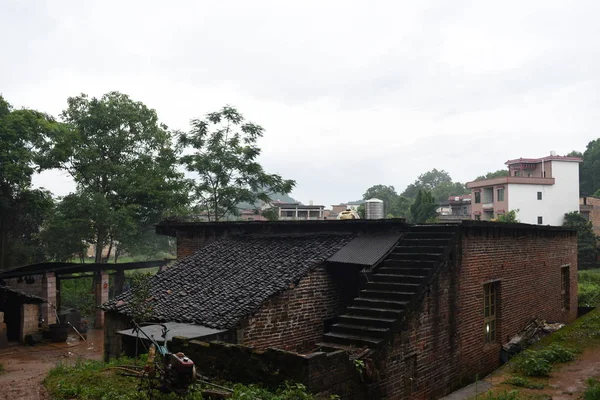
[0,286,46,344]
[102,220,578,399]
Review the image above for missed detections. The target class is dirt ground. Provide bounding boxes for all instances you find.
[486,346,600,399]
[0,330,103,400]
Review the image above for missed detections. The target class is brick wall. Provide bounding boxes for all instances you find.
[103,311,134,361]
[456,228,578,380]
[366,255,461,399]
[239,264,360,353]
[177,235,218,259]
[3,276,43,298]
[169,338,365,399]
[20,303,40,343]
[365,226,578,399]
[581,196,600,237]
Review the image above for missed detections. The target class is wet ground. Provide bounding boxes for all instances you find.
[0,330,103,400]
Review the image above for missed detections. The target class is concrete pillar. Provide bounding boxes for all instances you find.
[114,270,125,297]
[95,269,109,329]
[20,304,39,343]
[41,272,57,329]
[55,277,62,312]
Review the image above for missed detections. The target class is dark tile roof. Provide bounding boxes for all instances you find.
[327,233,403,266]
[102,233,353,329]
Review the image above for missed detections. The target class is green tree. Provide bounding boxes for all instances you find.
[431,181,469,203]
[494,209,520,223]
[179,106,295,221]
[0,96,62,269]
[362,185,398,215]
[41,193,95,262]
[474,169,509,181]
[410,189,438,223]
[563,212,598,265]
[402,169,460,199]
[580,140,600,196]
[48,92,189,262]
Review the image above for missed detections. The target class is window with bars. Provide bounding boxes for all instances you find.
[484,282,497,343]
[561,266,570,310]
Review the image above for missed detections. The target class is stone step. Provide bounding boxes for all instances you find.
[353,297,409,309]
[360,289,415,301]
[338,314,397,329]
[369,273,427,284]
[387,252,442,262]
[316,342,360,353]
[382,259,437,268]
[321,332,383,348]
[346,306,405,319]
[330,323,390,338]
[400,238,451,247]
[392,245,446,254]
[377,267,433,276]
[365,281,422,293]
[409,225,459,233]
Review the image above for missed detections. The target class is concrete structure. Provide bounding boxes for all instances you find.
[271,200,326,220]
[580,196,600,237]
[0,286,46,343]
[438,195,472,222]
[467,155,582,224]
[105,220,577,399]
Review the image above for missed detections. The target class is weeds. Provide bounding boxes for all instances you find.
[44,358,323,400]
[503,376,544,389]
[482,389,521,399]
[585,378,600,400]
[513,344,577,377]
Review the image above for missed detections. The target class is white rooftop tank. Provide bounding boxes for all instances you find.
[365,198,384,220]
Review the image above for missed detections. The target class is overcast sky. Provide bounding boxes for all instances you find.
[2,0,599,206]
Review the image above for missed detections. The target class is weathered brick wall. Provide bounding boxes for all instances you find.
[366,256,461,399]
[581,196,600,237]
[3,276,43,298]
[457,229,578,380]
[103,311,134,361]
[20,303,40,342]
[169,338,365,399]
[365,227,578,399]
[239,264,360,353]
[177,235,218,259]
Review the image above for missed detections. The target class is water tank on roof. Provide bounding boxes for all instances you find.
[365,198,384,220]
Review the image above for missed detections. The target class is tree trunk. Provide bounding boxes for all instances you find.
[114,245,120,264]
[105,238,113,264]
[95,229,105,264]
[0,209,7,271]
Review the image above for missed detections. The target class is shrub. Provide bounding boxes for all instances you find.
[537,344,577,363]
[503,376,544,389]
[515,353,552,377]
[585,378,600,400]
[483,390,521,400]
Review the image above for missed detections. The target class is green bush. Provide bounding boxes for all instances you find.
[585,378,600,400]
[514,344,577,377]
[537,344,577,363]
[503,376,544,389]
[579,271,600,307]
[483,390,521,400]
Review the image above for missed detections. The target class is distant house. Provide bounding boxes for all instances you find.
[438,195,472,221]
[103,219,578,399]
[580,196,600,237]
[271,200,326,220]
[467,154,581,224]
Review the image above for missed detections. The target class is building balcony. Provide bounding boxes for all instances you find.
[467,176,555,189]
[482,203,494,210]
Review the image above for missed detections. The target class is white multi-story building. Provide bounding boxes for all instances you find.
[467,154,582,226]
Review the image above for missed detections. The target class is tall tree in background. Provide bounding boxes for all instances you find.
[402,169,468,203]
[0,96,61,269]
[410,189,438,223]
[48,92,189,262]
[563,212,598,265]
[474,169,509,181]
[179,106,295,221]
[579,140,600,196]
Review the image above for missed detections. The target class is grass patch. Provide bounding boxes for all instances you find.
[44,358,324,400]
[512,343,577,377]
[585,378,600,400]
[579,269,600,307]
[503,376,544,389]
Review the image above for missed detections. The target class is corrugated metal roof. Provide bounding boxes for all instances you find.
[327,233,403,266]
